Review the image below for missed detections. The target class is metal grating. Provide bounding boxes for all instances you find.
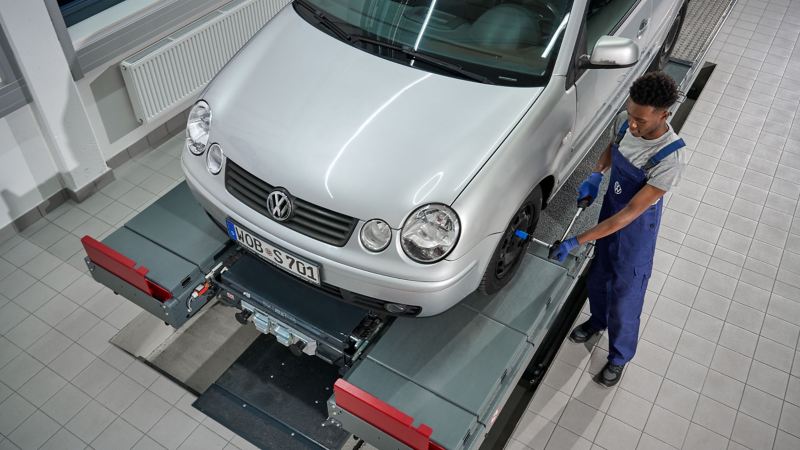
[672,0,737,62]
[225,159,358,247]
[120,0,290,123]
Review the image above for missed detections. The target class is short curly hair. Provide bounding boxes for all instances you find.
[629,71,679,109]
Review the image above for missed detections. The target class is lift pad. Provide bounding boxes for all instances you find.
[333,246,586,450]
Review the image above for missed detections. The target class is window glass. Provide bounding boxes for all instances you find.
[584,0,638,52]
[59,0,128,27]
[298,0,575,86]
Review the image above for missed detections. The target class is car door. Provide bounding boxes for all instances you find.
[560,0,654,181]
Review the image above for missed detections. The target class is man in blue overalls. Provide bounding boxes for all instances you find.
[550,72,685,387]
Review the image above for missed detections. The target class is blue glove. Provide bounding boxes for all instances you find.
[577,172,603,206]
[549,237,579,262]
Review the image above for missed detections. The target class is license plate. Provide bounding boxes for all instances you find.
[226,219,321,285]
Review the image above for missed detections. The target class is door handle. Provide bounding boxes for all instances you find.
[638,18,649,38]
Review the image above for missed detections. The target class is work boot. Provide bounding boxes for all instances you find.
[594,362,625,387]
[568,320,603,343]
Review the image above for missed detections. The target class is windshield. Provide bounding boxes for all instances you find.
[295,0,573,86]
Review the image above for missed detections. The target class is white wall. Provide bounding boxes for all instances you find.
[0,105,62,229]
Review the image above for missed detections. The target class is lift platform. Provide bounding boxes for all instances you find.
[80,13,727,444]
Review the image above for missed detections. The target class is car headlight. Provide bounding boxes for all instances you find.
[400,204,460,263]
[206,143,224,175]
[360,219,392,252]
[186,100,211,155]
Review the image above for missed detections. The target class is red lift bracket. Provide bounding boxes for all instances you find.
[334,378,445,450]
[81,236,173,302]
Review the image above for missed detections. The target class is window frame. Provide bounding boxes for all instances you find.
[567,0,644,85]
[0,22,31,119]
[44,0,230,80]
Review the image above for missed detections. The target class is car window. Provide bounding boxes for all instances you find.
[296,0,575,86]
[584,0,639,52]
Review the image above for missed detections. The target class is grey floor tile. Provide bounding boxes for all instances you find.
[754,336,794,372]
[660,276,700,307]
[0,394,35,436]
[17,366,66,407]
[66,399,117,443]
[39,428,86,450]
[683,423,728,450]
[748,360,790,399]
[34,294,79,327]
[642,318,682,352]
[594,416,641,450]
[620,363,663,403]
[571,372,616,412]
[149,375,186,405]
[632,340,672,376]
[511,412,555,450]
[49,343,96,381]
[97,375,146,415]
[73,358,121,397]
[77,320,117,356]
[740,385,783,427]
[676,331,716,366]
[26,328,71,365]
[55,307,100,341]
[787,376,800,407]
[761,315,800,350]
[134,436,169,450]
[733,281,771,312]
[122,390,171,433]
[3,240,44,267]
[147,408,199,450]
[41,263,83,292]
[693,395,738,438]
[0,337,21,370]
[544,359,583,395]
[20,250,62,280]
[176,424,228,450]
[685,310,724,343]
[726,301,765,334]
[711,346,752,383]
[41,383,91,425]
[83,289,124,320]
[92,417,143,450]
[655,378,699,420]
[702,370,745,409]
[7,410,60,450]
[767,294,800,327]
[779,401,800,439]
[719,323,759,357]
[693,289,732,320]
[607,388,652,430]
[0,351,42,390]
[13,281,56,313]
[731,412,777,450]
[644,405,689,449]
[774,430,800,450]
[4,314,50,351]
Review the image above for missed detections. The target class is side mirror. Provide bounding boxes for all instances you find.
[580,36,639,69]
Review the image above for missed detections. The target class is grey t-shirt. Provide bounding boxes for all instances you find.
[609,112,685,192]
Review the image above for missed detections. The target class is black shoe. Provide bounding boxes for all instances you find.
[568,321,603,343]
[594,362,625,387]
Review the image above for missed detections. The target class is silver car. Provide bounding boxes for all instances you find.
[182,0,687,317]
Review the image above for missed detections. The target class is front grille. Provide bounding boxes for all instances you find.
[225,160,358,247]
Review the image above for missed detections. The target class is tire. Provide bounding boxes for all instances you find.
[479,186,542,295]
[649,2,687,72]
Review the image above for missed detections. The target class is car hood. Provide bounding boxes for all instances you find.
[205,6,543,228]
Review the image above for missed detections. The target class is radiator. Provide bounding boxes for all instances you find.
[120,0,290,124]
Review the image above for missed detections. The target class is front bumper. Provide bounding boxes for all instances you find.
[182,156,498,316]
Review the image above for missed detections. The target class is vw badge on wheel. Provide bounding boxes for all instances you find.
[267,190,293,221]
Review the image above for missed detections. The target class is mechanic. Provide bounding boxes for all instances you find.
[550,71,685,387]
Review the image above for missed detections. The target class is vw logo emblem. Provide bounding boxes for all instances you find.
[614,181,622,195]
[267,189,293,222]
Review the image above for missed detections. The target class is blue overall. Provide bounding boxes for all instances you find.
[586,121,685,365]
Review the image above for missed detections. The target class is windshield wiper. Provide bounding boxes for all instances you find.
[294,1,494,85]
[352,36,495,85]
[294,0,353,42]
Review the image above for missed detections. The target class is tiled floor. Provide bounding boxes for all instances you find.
[0,134,259,450]
[508,0,800,449]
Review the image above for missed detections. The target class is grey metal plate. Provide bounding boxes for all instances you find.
[464,254,568,338]
[366,304,528,419]
[345,358,478,450]
[103,226,197,289]
[125,182,229,270]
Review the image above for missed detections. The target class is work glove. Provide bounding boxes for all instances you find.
[577,172,603,207]
[549,237,579,262]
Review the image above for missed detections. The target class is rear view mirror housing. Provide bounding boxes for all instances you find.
[580,35,640,69]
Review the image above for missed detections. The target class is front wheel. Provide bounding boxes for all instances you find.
[479,186,542,295]
[649,2,687,72]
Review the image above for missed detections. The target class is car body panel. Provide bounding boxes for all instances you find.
[183,0,685,316]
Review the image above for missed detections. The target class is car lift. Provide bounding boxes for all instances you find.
[80,49,715,449]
